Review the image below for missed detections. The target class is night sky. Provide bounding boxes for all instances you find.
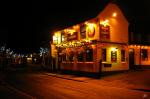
[0,0,150,52]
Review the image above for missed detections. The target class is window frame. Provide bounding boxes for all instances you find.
[77,51,84,62]
[85,48,93,62]
[141,49,148,61]
[101,48,107,62]
[121,49,126,62]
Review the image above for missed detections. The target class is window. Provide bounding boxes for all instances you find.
[141,49,148,61]
[77,52,84,62]
[85,48,93,61]
[69,51,74,62]
[121,50,126,62]
[111,51,117,62]
[101,48,107,62]
[62,54,66,61]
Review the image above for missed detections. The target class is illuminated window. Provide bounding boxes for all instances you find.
[121,50,126,62]
[141,49,148,61]
[101,48,107,62]
[85,48,93,61]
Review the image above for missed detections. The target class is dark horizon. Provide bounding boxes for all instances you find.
[1,0,150,51]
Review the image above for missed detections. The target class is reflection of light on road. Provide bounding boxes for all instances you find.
[143,94,148,98]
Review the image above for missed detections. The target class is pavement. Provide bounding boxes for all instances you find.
[44,69,150,93]
[3,64,150,91]
[44,72,92,82]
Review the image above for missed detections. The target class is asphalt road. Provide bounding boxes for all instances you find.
[0,64,150,99]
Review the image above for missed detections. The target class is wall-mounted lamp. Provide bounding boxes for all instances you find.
[100,19,109,26]
[112,12,117,17]
[111,47,118,52]
[64,29,75,35]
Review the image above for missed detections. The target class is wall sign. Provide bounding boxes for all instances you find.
[111,51,117,62]
[67,32,78,41]
[100,25,110,40]
[80,24,86,39]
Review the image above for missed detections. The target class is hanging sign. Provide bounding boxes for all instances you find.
[80,24,86,39]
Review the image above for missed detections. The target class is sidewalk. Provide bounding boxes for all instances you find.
[44,72,92,82]
[87,70,150,92]
[44,69,150,93]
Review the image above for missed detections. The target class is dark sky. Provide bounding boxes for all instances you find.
[1,0,150,52]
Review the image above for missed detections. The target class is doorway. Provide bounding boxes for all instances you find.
[129,48,135,70]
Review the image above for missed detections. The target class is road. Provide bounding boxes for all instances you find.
[0,64,150,99]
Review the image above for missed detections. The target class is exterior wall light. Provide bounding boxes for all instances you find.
[111,47,117,52]
[112,12,117,17]
[100,19,109,26]
[64,29,75,35]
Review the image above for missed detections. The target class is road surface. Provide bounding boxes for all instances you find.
[0,64,150,99]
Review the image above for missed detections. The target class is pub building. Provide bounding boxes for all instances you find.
[51,2,130,76]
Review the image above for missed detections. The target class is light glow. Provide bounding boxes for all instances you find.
[112,12,117,17]
[64,29,75,35]
[53,32,61,45]
[85,22,96,37]
[100,19,109,26]
[111,47,117,52]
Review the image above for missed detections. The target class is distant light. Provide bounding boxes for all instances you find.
[27,58,32,61]
[30,54,32,57]
[112,12,117,17]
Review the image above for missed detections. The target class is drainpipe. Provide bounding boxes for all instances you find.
[139,45,141,69]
